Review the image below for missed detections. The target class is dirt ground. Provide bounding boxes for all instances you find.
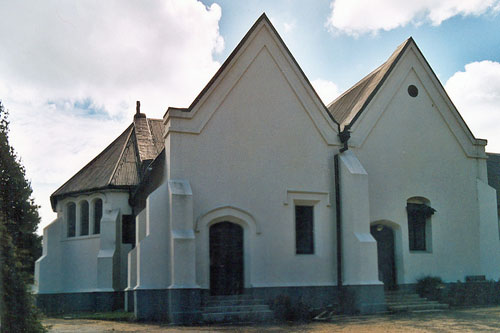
[44,306,500,332]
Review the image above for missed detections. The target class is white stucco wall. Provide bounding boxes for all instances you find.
[477,178,500,279]
[164,23,340,289]
[134,182,171,289]
[36,191,132,293]
[353,47,500,283]
[35,217,62,293]
[339,151,381,286]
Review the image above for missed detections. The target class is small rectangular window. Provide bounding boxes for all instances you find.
[407,203,434,251]
[295,205,314,254]
[408,214,426,251]
[80,201,89,236]
[67,203,76,237]
[122,215,135,246]
[93,199,102,234]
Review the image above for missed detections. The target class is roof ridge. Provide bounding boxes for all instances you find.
[327,64,385,109]
[51,116,165,210]
[327,37,413,129]
[51,124,133,197]
[163,12,338,125]
[134,114,157,161]
[164,13,270,115]
[108,126,135,185]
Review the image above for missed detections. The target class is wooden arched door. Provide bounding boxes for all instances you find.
[209,222,244,295]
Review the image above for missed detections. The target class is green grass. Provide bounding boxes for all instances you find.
[56,311,135,322]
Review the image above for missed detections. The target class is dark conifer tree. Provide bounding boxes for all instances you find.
[0,101,42,279]
[0,101,46,332]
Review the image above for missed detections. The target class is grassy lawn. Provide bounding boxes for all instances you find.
[53,310,135,322]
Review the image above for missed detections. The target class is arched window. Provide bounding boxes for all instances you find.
[406,197,435,252]
[80,201,89,236]
[93,199,102,234]
[67,202,76,237]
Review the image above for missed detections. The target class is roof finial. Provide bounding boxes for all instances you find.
[136,101,141,114]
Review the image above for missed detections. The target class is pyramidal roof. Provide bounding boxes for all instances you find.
[328,37,413,130]
[50,107,164,210]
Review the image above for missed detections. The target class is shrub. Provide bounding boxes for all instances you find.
[416,276,443,301]
[271,295,292,321]
[271,295,312,322]
[446,281,466,306]
[1,221,47,333]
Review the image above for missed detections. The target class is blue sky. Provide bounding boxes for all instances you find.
[1,0,499,232]
[205,0,500,90]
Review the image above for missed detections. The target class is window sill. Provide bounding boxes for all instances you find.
[63,234,100,242]
[409,250,432,254]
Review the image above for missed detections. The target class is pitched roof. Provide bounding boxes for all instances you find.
[50,114,164,209]
[328,38,412,130]
[487,153,500,209]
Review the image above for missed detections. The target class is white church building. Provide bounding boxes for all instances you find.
[35,14,500,322]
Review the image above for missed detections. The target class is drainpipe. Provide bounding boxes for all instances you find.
[335,125,350,303]
[334,154,342,291]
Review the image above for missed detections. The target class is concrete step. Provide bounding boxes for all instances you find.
[385,293,422,297]
[384,291,449,313]
[388,303,449,312]
[385,290,417,294]
[207,294,254,301]
[203,298,266,307]
[385,294,424,301]
[202,310,274,323]
[203,304,270,314]
[201,295,274,323]
[386,300,441,306]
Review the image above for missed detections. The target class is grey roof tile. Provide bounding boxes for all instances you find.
[328,38,412,130]
[51,117,164,209]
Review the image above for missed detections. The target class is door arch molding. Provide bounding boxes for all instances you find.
[196,207,255,291]
[196,205,260,234]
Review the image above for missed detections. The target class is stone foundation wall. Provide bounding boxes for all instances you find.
[36,291,123,314]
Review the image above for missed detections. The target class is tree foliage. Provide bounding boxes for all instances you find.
[0,101,42,278]
[0,101,46,332]
[1,216,46,332]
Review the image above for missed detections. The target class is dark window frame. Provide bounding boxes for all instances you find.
[67,202,76,237]
[407,203,435,252]
[295,205,314,254]
[93,199,102,235]
[80,201,89,236]
[122,214,136,246]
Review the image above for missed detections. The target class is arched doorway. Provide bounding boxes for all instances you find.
[370,224,396,290]
[209,222,244,295]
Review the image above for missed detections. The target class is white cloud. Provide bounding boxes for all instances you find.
[0,0,225,232]
[283,21,296,33]
[445,60,500,152]
[326,0,500,36]
[311,79,341,104]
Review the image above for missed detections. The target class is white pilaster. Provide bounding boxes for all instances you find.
[97,209,119,291]
[168,179,198,288]
[339,150,381,286]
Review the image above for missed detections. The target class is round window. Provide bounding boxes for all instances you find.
[408,85,418,97]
